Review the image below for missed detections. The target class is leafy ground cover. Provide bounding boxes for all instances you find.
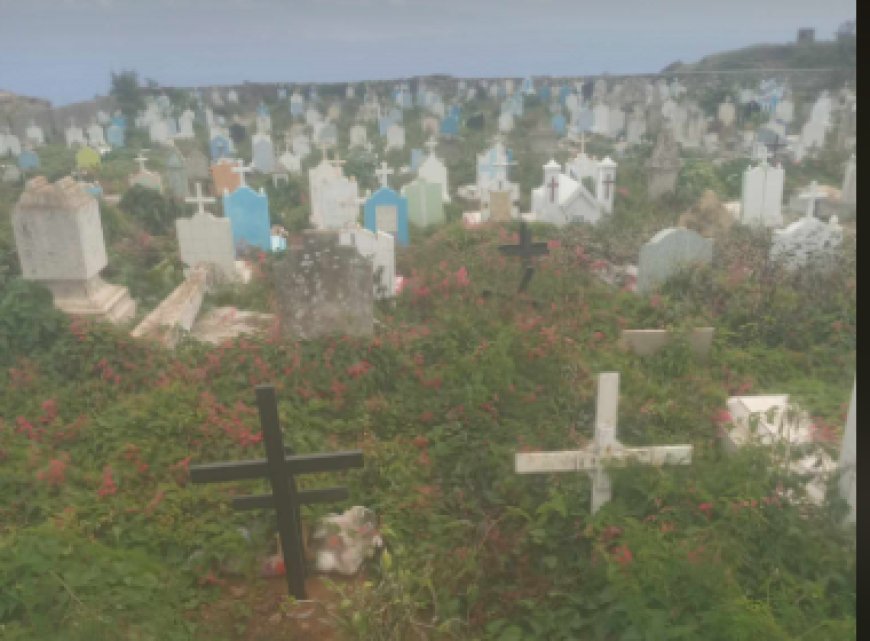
[0,210,855,639]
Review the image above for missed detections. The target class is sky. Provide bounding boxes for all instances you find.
[0,0,856,105]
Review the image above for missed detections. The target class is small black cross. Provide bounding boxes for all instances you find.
[767,136,787,162]
[498,221,549,293]
[190,385,364,599]
[548,176,559,203]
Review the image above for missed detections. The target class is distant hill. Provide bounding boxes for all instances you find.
[662,38,856,74]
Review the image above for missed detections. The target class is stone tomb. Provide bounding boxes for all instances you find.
[128,153,163,193]
[165,148,189,199]
[176,183,238,283]
[770,214,843,270]
[619,327,714,358]
[637,227,713,294]
[403,178,445,228]
[12,177,136,323]
[646,130,681,199]
[273,231,374,340]
[130,264,212,349]
[211,158,243,195]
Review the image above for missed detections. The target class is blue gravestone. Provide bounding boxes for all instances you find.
[106,124,125,148]
[17,149,40,170]
[210,134,233,161]
[110,115,127,129]
[410,148,425,172]
[223,186,271,253]
[559,85,571,105]
[271,235,287,252]
[551,113,567,135]
[448,105,461,119]
[538,85,551,101]
[257,103,269,117]
[364,187,409,246]
[440,114,460,136]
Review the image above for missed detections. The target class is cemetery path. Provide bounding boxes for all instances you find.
[195,573,363,641]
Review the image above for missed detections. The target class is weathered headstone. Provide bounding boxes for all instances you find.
[339,227,396,299]
[223,185,271,254]
[273,231,374,340]
[403,177,445,228]
[769,214,843,270]
[211,158,242,196]
[646,130,681,199]
[165,148,189,199]
[12,177,136,323]
[177,183,238,283]
[251,133,276,174]
[637,227,713,293]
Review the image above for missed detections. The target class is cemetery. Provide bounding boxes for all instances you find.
[0,23,857,641]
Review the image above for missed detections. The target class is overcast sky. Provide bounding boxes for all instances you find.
[0,0,856,105]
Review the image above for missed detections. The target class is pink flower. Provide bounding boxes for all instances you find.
[98,465,117,497]
[611,545,633,566]
[698,502,713,518]
[547,239,561,250]
[455,266,471,287]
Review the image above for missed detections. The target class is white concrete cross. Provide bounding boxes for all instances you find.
[231,161,255,188]
[134,152,150,174]
[375,161,394,188]
[798,180,826,219]
[185,182,216,216]
[515,372,693,514]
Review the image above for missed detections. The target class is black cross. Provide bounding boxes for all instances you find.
[190,385,364,599]
[548,176,559,203]
[498,221,549,293]
[767,136,787,162]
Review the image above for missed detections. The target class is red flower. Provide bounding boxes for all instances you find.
[698,502,714,518]
[611,545,633,566]
[547,239,561,250]
[346,360,373,379]
[601,525,623,543]
[98,465,117,497]
[412,435,429,449]
[40,399,59,424]
[418,411,434,424]
[36,457,68,487]
[713,409,732,424]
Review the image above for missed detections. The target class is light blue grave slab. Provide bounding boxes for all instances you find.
[222,186,271,253]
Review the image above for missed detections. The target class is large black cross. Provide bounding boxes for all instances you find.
[498,220,549,293]
[190,385,364,599]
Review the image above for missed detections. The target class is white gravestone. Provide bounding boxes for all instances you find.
[417,139,450,203]
[838,380,856,523]
[740,161,784,228]
[770,214,843,270]
[251,133,276,174]
[386,124,405,150]
[87,123,106,147]
[515,372,693,514]
[12,177,136,323]
[339,227,396,299]
[65,123,86,148]
[637,228,713,294]
[177,183,238,284]
[841,154,856,205]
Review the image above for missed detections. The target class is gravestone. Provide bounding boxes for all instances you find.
[619,327,714,358]
[165,148,189,199]
[251,133,276,174]
[129,153,163,193]
[209,134,233,161]
[177,183,238,283]
[838,380,856,523]
[841,154,856,205]
[646,130,681,199]
[106,124,125,148]
[515,372,693,514]
[17,149,40,171]
[130,264,212,349]
[273,231,374,340]
[386,124,405,150]
[364,163,409,246]
[637,227,713,293]
[12,177,136,323]
[718,98,736,128]
[87,123,106,147]
[740,160,784,228]
[339,227,396,299]
[65,123,86,148]
[404,178,445,228]
[211,158,242,196]
[223,185,271,254]
[184,148,210,181]
[769,214,843,270]
[25,122,45,147]
[417,139,450,202]
[349,124,367,148]
[677,190,734,238]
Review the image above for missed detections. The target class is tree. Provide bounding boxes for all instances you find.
[110,70,144,121]
[119,185,184,235]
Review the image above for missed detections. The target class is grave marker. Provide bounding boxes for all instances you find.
[191,385,364,599]
[498,221,549,293]
[516,372,693,514]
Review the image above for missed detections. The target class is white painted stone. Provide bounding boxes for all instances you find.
[178,183,238,283]
[770,214,843,270]
[740,161,784,228]
[637,227,713,293]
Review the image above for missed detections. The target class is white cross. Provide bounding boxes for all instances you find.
[231,161,255,187]
[515,372,693,514]
[375,161,394,188]
[134,152,149,173]
[185,182,216,216]
[798,180,826,219]
[424,137,439,155]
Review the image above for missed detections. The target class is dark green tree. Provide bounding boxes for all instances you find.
[119,185,184,235]
[109,70,145,121]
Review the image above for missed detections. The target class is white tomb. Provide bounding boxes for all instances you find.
[338,227,396,299]
[740,160,784,228]
[177,183,239,284]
